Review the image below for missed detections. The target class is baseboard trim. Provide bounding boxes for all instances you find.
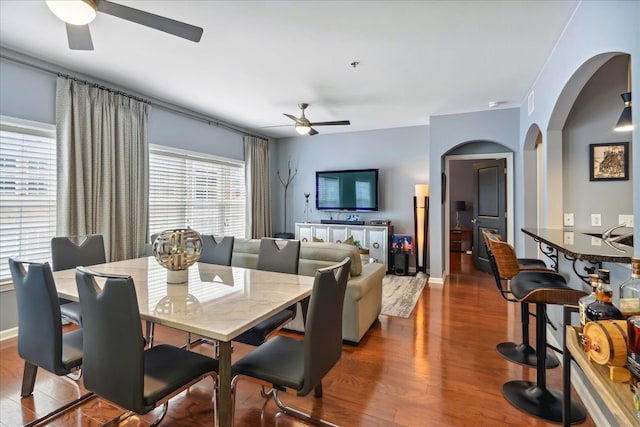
[428,276,444,285]
[547,327,610,426]
[0,327,18,341]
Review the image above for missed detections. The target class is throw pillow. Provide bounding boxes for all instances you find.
[344,235,354,245]
[312,236,324,242]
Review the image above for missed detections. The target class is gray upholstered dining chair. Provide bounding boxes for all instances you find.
[75,266,219,427]
[8,258,94,426]
[184,235,236,350]
[200,235,235,265]
[231,257,351,426]
[51,234,106,326]
[233,238,301,346]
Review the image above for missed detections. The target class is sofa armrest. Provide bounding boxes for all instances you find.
[345,262,385,301]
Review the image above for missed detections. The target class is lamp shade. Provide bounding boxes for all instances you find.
[455,201,466,212]
[614,92,633,132]
[414,184,429,208]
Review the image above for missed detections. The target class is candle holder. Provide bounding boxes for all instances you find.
[304,192,310,223]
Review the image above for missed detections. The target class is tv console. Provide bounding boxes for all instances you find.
[320,219,365,225]
[295,222,393,272]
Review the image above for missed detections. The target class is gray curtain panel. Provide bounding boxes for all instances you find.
[55,78,149,261]
[243,136,272,238]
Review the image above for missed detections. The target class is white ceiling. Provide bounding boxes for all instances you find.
[0,0,579,138]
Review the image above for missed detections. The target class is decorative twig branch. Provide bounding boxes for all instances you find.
[277,159,298,232]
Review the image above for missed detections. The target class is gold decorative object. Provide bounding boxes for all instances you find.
[152,228,203,283]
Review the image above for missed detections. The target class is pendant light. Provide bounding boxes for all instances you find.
[614,56,633,132]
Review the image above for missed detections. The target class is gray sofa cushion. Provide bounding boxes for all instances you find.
[298,242,362,277]
[231,239,362,277]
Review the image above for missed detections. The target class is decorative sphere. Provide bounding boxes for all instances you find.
[152,228,203,271]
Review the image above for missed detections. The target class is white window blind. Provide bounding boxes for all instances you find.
[0,117,57,285]
[149,145,246,239]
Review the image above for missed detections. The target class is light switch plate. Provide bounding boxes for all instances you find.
[618,214,634,227]
[591,214,601,227]
[564,231,574,245]
[591,236,602,246]
[563,213,574,227]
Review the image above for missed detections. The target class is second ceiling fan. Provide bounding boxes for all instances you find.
[284,103,350,136]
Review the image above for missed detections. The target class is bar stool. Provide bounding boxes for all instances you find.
[502,263,587,423]
[483,232,560,368]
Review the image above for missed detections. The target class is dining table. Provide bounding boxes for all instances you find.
[51,256,315,427]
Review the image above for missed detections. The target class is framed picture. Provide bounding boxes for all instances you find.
[391,234,413,254]
[589,142,629,181]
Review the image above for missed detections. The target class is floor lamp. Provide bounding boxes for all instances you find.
[413,184,429,275]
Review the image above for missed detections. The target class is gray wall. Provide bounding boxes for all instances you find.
[517,1,639,260]
[272,125,429,267]
[562,54,633,229]
[428,108,521,280]
[449,160,475,229]
[0,52,250,332]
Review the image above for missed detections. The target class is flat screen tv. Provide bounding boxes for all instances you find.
[316,169,379,211]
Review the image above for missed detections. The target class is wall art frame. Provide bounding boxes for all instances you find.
[589,141,629,181]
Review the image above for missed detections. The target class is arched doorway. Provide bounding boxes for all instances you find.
[444,141,514,275]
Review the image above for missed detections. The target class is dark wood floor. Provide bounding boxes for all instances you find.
[0,253,595,426]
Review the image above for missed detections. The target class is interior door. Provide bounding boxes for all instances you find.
[472,159,507,272]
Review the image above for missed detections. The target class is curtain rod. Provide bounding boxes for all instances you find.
[0,53,269,140]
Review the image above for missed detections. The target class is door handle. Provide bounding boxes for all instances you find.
[471,219,478,224]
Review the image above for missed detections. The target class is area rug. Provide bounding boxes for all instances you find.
[380,275,427,318]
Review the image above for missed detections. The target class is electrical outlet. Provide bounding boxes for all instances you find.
[591,214,601,227]
[563,213,574,227]
[564,231,574,245]
[618,214,634,227]
[591,236,602,246]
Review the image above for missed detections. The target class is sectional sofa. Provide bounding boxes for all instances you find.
[230,239,386,344]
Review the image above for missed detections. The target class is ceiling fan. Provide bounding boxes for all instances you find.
[283,103,351,136]
[45,0,203,51]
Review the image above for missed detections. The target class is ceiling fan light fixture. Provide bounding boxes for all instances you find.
[46,0,97,26]
[614,92,633,132]
[295,124,312,135]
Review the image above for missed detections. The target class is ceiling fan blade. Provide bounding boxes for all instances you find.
[95,0,203,42]
[283,113,299,122]
[309,128,319,136]
[308,120,351,126]
[261,124,294,128]
[66,24,94,50]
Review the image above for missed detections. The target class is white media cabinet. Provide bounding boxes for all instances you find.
[295,222,393,271]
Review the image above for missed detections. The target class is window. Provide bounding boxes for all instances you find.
[149,145,246,239]
[0,116,57,286]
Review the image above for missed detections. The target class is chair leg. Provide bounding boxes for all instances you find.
[272,389,338,427]
[260,386,274,398]
[146,320,155,348]
[502,303,586,424]
[21,361,38,397]
[496,302,559,368]
[314,382,323,398]
[150,402,169,427]
[66,367,82,381]
[22,392,95,427]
